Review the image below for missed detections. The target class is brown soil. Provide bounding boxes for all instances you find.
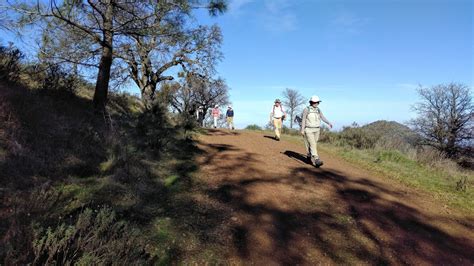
[193,129,474,265]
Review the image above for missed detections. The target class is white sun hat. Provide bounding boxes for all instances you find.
[310,95,321,103]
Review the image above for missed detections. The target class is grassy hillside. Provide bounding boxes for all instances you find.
[0,81,217,264]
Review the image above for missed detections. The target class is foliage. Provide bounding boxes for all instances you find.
[5,0,227,109]
[0,42,24,82]
[170,73,230,125]
[32,207,148,265]
[245,124,262,131]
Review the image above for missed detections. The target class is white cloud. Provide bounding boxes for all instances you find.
[396,83,420,90]
[228,0,254,17]
[262,0,298,32]
[226,0,298,32]
[331,10,370,35]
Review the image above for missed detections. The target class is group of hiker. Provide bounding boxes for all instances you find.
[199,94,332,167]
[197,105,235,130]
[270,96,332,167]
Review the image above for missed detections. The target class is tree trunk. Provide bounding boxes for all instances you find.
[141,84,155,110]
[93,1,114,110]
[93,45,113,109]
[290,111,294,128]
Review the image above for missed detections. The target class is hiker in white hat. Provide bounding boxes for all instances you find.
[226,106,235,130]
[300,95,333,167]
[269,98,286,141]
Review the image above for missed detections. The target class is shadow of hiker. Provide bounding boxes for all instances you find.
[263,135,277,141]
[283,150,309,165]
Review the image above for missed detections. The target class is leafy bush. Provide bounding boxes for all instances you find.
[339,126,381,149]
[135,103,177,156]
[32,207,149,265]
[0,43,24,82]
[281,125,300,136]
[40,64,79,94]
[319,128,339,143]
[245,124,262,130]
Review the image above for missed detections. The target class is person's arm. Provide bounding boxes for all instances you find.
[269,107,274,122]
[320,111,333,129]
[300,108,308,134]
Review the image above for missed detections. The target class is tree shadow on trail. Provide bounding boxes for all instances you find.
[203,129,240,136]
[192,142,474,265]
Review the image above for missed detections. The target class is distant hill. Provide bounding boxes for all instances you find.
[360,120,419,145]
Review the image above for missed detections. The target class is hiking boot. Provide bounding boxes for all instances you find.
[310,156,317,165]
[314,159,324,168]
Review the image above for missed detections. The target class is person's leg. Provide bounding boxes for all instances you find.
[273,118,281,139]
[313,128,321,159]
[229,117,234,129]
[303,134,310,158]
[214,117,218,128]
[305,128,319,160]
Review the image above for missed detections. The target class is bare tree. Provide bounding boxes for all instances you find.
[409,83,473,158]
[282,88,305,128]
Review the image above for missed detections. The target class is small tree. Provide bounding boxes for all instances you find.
[410,83,473,158]
[282,88,306,128]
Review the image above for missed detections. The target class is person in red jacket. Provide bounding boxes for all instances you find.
[211,105,221,128]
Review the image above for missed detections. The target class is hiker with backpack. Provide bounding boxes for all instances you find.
[226,106,235,130]
[211,105,221,128]
[269,99,287,141]
[300,96,333,167]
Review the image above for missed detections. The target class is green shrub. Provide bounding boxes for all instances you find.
[319,128,339,143]
[0,43,24,82]
[245,124,262,130]
[39,64,79,94]
[281,126,300,136]
[337,126,380,149]
[32,207,149,265]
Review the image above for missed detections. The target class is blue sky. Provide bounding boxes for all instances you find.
[2,0,472,130]
[199,0,473,129]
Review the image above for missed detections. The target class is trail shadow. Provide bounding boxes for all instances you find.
[193,139,474,264]
[203,129,240,136]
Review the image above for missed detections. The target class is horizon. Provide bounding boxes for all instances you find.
[203,0,473,130]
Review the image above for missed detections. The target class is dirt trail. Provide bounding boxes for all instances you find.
[195,129,474,265]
